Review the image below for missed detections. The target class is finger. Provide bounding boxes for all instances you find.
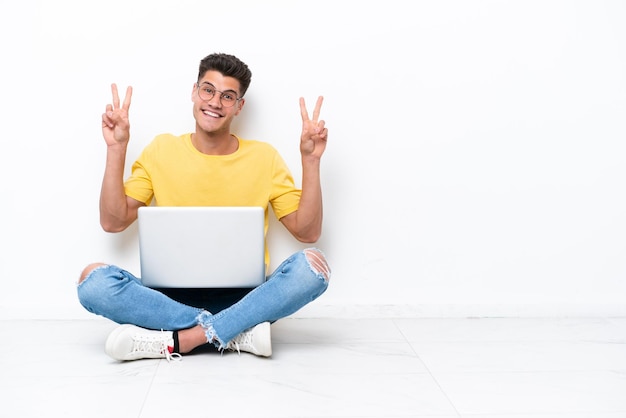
[102,104,114,128]
[311,126,328,139]
[111,83,120,109]
[299,97,309,121]
[320,127,328,139]
[311,96,323,122]
[122,86,133,111]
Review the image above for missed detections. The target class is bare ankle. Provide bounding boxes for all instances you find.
[177,325,209,353]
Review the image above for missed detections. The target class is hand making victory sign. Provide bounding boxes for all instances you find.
[299,96,328,160]
[102,83,133,147]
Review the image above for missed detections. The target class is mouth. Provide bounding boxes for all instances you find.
[202,109,222,118]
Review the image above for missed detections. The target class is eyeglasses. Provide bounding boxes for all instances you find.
[196,82,241,107]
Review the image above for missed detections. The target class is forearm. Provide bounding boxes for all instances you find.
[99,145,131,232]
[293,156,323,242]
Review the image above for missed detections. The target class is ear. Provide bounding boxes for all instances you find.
[191,83,198,101]
[234,98,245,115]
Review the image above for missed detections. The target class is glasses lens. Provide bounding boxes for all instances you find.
[220,93,237,107]
[198,85,215,101]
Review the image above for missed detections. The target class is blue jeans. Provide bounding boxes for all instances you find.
[77,248,330,348]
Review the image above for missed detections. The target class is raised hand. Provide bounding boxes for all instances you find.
[102,83,133,147]
[299,96,328,160]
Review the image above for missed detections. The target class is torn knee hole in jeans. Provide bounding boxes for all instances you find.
[303,248,331,281]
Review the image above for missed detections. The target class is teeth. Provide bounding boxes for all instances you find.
[203,110,220,117]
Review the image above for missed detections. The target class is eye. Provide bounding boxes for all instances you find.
[222,92,236,102]
[203,86,216,95]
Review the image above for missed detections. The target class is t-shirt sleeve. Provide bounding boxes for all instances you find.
[269,151,301,219]
[124,143,156,206]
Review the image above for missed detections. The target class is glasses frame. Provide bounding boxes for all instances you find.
[196,82,242,107]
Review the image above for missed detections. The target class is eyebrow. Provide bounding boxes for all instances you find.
[199,82,238,95]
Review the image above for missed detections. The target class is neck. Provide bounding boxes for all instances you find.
[191,131,238,155]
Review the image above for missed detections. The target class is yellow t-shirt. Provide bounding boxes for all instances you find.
[124,133,302,268]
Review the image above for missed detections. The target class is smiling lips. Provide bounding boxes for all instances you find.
[203,109,221,118]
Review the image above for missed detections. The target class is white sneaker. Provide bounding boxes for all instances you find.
[105,324,182,362]
[226,322,272,357]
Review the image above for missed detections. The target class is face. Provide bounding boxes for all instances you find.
[192,70,245,134]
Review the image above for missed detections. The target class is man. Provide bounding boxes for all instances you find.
[77,53,331,361]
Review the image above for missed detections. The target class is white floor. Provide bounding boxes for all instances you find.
[2,317,626,417]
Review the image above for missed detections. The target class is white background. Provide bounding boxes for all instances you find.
[1,0,624,319]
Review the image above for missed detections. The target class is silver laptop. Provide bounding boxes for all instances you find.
[137,206,266,288]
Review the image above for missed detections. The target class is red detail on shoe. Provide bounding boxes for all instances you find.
[167,346,174,354]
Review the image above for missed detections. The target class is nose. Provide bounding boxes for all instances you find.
[205,94,221,107]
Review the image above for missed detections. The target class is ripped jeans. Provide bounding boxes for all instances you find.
[77,248,330,348]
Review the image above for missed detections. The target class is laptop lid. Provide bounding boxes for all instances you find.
[138,206,266,288]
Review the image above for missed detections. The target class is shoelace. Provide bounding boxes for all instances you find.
[165,350,182,362]
[226,330,253,355]
[130,333,182,362]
